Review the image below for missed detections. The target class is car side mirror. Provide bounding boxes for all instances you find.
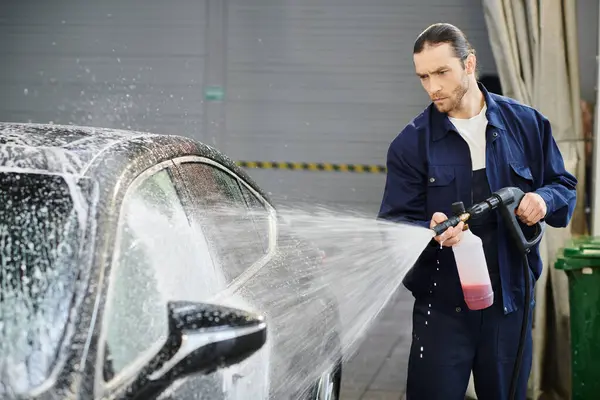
[119,301,267,400]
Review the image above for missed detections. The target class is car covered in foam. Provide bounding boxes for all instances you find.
[0,122,342,400]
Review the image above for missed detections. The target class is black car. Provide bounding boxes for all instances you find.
[0,122,342,400]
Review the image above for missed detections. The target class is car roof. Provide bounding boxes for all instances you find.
[0,121,271,204]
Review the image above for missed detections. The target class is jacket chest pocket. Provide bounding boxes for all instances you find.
[508,162,534,192]
[427,166,458,216]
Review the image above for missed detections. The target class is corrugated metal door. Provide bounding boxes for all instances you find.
[0,0,497,212]
[225,0,498,212]
[0,0,208,142]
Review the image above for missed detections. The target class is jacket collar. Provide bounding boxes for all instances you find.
[430,82,506,141]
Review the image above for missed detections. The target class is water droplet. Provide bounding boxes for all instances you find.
[24,88,28,95]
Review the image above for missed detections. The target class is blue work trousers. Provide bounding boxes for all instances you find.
[405,297,533,400]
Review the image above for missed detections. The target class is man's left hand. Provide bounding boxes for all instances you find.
[516,192,547,226]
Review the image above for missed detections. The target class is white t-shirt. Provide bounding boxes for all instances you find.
[448,105,488,171]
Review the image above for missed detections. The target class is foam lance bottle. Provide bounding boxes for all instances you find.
[450,202,494,310]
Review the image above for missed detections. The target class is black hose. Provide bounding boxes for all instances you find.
[508,252,531,400]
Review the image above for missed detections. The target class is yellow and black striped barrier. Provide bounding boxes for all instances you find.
[235,161,387,174]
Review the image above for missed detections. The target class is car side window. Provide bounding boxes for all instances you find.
[175,162,266,282]
[101,167,221,383]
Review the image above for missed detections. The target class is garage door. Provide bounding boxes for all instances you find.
[224,0,498,212]
[0,0,208,142]
[0,0,497,212]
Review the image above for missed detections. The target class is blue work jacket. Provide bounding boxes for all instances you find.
[378,83,577,314]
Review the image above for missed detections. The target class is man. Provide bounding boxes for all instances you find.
[378,23,577,399]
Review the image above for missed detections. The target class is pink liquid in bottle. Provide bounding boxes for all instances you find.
[461,283,494,310]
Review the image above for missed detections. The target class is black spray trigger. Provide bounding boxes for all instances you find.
[496,187,546,253]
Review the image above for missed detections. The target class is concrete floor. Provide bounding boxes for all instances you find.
[339,287,414,400]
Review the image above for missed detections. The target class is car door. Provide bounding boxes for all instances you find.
[171,157,341,399]
[94,162,229,399]
[171,156,273,399]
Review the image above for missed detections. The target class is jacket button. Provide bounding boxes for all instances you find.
[492,132,498,137]
[429,177,436,183]
[455,307,461,312]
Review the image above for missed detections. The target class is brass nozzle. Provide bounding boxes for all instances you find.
[459,213,471,231]
[432,211,472,237]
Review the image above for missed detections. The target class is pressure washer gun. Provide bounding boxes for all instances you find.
[432,186,545,253]
[431,186,545,400]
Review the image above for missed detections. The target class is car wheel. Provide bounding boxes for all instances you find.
[310,361,342,400]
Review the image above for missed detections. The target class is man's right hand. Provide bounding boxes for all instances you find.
[430,212,464,247]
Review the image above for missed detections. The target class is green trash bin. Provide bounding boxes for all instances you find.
[555,238,600,400]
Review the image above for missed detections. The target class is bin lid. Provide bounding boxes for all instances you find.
[555,256,600,271]
[563,246,600,258]
[555,236,600,270]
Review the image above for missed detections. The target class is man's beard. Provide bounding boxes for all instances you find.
[434,76,469,114]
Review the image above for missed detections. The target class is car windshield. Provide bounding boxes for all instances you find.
[0,171,95,396]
